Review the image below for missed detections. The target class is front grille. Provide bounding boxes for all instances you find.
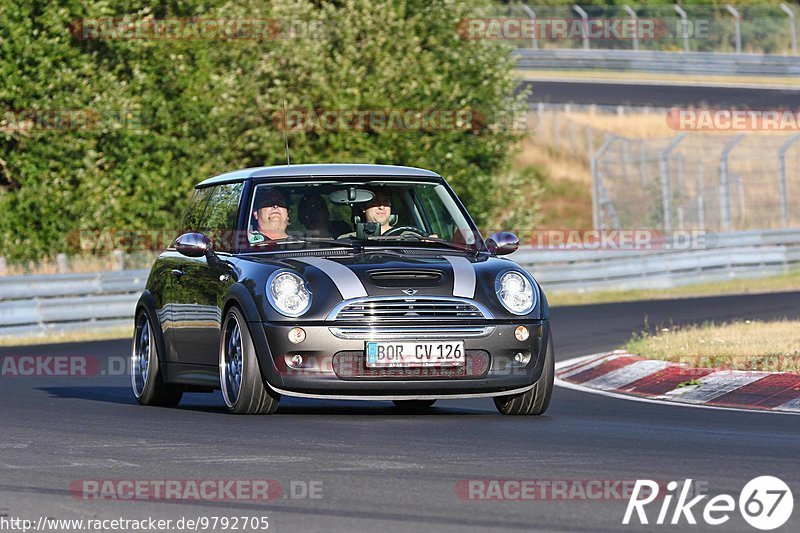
[329,297,491,322]
[332,351,490,379]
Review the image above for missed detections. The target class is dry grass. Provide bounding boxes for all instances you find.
[0,326,133,347]
[624,320,800,373]
[516,69,800,88]
[548,268,800,307]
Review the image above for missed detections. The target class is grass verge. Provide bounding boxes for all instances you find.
[547,269,800,307]
[0,326,132,347]
[624,320,800,373]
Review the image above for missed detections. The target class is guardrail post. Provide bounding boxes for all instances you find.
[591,135,616,229]
[573,5,590,50]
[697,162,705,229]
[673,5,690,52]
[780,3,798,55]
[111,249,125,271]
[725,5,742,54]
[56,253,69,274]
[521,4,538,50]
[778,134,800,227]
[0,256,6,276]
[658,133,687,233]
[719,134,744,232]
[623,5,639,51]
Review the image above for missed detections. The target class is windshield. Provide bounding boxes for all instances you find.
[245,179,482,251]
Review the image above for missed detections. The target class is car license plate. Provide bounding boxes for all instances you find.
[365,341,465,368]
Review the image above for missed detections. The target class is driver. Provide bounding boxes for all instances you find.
[363,188,394,235]
[250,187,291,243]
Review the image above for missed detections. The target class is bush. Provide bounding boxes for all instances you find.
[0,0,527,261]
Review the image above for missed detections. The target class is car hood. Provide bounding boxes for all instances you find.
[234,250,545,321]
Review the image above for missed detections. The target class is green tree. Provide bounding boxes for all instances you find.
[0,0,528,262]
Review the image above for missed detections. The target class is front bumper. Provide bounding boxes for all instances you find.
[249,320,551,399]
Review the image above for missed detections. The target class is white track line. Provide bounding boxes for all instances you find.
[554,353,800,417]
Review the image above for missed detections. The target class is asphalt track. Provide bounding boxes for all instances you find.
[2,292,799,532]
[522,79,800,109]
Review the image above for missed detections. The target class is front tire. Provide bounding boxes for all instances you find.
[131,310,183,407]
[494,334,554,416]
[220,306,280,415]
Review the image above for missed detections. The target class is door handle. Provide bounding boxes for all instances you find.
[171,269,186,282]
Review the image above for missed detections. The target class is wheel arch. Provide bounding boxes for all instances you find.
[221,284,284,389]
[134,290,169,368]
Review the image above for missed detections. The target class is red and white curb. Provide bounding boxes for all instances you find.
[555,351,800,415]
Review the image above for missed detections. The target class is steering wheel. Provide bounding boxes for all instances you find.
[382,225,427,237]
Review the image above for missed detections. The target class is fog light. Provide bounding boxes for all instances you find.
[514,325,529,341]
[290,354,304,367]
[514,352,525,363]
[288,327,306,344]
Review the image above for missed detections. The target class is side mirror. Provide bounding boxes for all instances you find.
[175,232,212,258]
[486,232,520,256]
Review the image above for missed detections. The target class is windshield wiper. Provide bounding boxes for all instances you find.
[369,233,479,254]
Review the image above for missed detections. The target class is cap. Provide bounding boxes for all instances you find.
[254,187,289,210]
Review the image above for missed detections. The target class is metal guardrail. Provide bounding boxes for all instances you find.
[513,49,800,77]
[0,230,798,337]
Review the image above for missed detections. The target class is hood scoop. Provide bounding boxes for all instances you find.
[368,269,443,288]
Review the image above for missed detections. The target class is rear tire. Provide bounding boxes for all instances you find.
[393,399,436,411]
[131,310,183,407]
[220,306,280,415]
[494,333,554,416]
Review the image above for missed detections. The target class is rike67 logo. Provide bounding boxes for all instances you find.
[624,477,794,530]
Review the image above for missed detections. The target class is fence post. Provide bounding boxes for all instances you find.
[591,135,616,230]
[780,3,798,55]
[673,5,690,52]
[623,5,639,51]
[778,134,800,227]
[658,134,687,233]
[573,5,590,50]
[719,134,744,232]
[111,249,126,271]
[725,5,742,53]
[0,256,6,276]
[521,4,538,50]
[56,253,69,274]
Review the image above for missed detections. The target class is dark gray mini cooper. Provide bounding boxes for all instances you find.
[132,164,553,415]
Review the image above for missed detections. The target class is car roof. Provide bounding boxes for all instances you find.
[196,164,442,188]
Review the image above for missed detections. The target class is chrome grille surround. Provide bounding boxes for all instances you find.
[326,296,494,340]
[326,296,493,322]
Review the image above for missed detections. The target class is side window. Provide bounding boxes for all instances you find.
[178,187,213,234]
[198,183,243,252]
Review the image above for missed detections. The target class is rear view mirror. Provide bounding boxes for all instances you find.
[328,187,374,204]
[486,232,520,256]
[175,232,211,257]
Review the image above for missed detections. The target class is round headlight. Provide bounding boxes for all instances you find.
[267,271,312,317]
[495,271,536,315]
